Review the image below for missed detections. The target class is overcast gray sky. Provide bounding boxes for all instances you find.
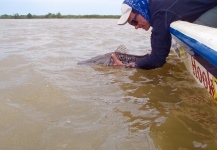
[0,0,124,15]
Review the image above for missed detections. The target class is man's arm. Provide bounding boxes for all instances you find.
[135,12,172,69]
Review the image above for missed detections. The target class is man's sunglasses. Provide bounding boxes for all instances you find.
[130,13,138,26]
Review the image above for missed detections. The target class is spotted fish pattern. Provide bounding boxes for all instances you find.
[77,45,149,66]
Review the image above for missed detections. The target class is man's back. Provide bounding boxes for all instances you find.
[149,0,217,23]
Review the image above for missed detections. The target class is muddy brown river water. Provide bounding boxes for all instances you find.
[0,19,217,150]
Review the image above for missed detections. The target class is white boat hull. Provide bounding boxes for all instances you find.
[170,21,217,100]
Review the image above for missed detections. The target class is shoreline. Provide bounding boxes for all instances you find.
[0,14,120,19]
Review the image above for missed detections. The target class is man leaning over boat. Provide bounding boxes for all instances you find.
[113,0,217,69]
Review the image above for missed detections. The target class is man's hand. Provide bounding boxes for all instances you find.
[111,54,123,66]
[125,62,136,68]
[111,54,137,68]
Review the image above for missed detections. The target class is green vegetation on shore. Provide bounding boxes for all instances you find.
[0,12,120,19]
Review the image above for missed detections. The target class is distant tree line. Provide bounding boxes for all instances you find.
[0,12,120,19]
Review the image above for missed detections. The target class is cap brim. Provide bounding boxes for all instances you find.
[117,4,132,25]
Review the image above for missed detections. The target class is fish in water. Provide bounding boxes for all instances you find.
[77,45,149,66]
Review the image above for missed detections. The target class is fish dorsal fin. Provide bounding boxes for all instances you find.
[115,45,129,54]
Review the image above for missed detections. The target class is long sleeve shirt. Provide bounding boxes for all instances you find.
[135,0,217,69]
